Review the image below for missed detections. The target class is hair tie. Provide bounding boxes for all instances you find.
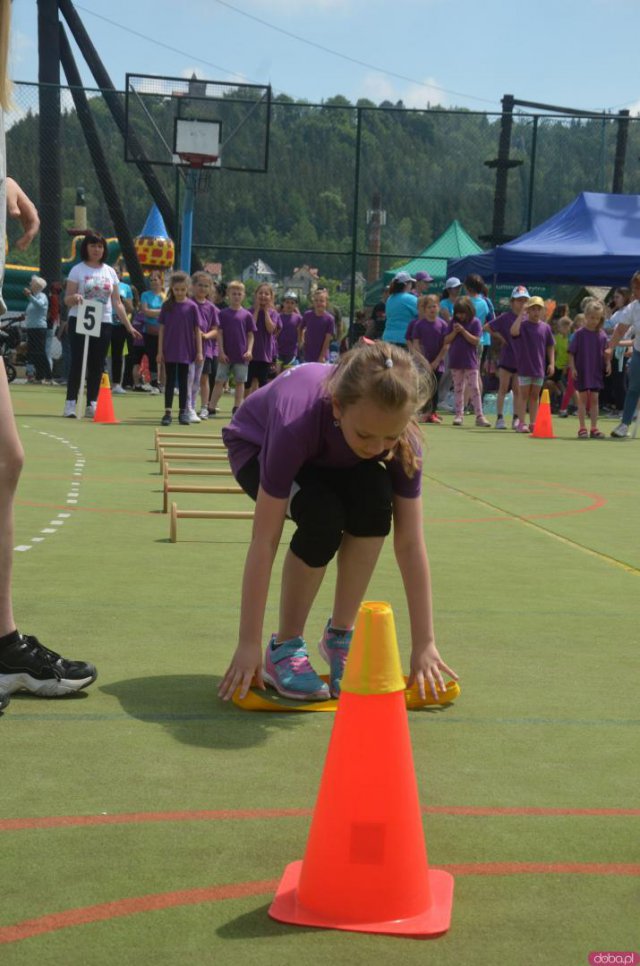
[384,358,393,369]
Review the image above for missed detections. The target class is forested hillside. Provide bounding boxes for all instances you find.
[7,87,640,282]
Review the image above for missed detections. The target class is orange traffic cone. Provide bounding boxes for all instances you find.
[530,388,554,439]
[93,373,119,424]
[268,601,454,937]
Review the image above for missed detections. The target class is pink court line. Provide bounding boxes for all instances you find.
[1,804,638,832]
[1,866,638,945]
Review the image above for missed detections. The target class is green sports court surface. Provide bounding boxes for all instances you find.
[1,384,637,966]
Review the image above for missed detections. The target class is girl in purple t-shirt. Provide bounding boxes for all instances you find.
[246,283,281,397]
[486,286,529,429]
[441,297,490,427]
[568,298,610,439]
[157,271,203,426]
[301,289,335,363]
[189,271,219,421]
[510,297,555,434]
[277,292,303,369]
[218,342,458,705]
[409,294,448,424]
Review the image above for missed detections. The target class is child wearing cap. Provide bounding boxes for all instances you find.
[486,285,529,429]
[439,277,462,322]
[510,297,555,433]
[277,291,303,370]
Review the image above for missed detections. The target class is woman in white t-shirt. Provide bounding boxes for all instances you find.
[63,232,140,418]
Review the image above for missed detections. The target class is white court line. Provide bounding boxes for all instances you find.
[66,499,78,504]
[14,545,32,551]
[50,520,64,526]
[31,537,44,543]
[57,513,71,518]
[40,528,56,534]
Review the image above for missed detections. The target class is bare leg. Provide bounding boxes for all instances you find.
[529,386,541,427]
[577,390,588,432]
[233,382,245,410]
[0,361,25,636]
[199,374,209,410]
[277,549,326,642]
[589,391,600,430]
[331,533,385,629]
[208,380,224,412]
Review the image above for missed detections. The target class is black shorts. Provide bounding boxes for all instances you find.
[202,357,219,377]
[499,365,517,375]
[245,359,272,388]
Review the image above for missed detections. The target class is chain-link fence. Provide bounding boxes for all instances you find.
[5,81,640,314]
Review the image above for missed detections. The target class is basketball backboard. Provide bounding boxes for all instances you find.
[124,73,271,173]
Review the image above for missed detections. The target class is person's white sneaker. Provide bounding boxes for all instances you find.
[199,407,209,420]
[63,399,77,418]
[85,402,97,419]
[188,409,201,423]
[495,416,506,430]
[112,384,126,395]
[610,422,629,438]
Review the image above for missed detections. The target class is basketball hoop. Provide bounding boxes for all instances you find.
[177,152,219,169]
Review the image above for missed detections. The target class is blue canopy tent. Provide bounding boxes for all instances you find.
[448,192,640,286]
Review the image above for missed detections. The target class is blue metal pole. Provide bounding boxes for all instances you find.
[180,168,197,273]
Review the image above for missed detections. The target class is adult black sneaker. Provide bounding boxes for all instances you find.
[0,634,97,699]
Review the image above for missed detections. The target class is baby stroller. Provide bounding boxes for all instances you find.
[0,315,25,383]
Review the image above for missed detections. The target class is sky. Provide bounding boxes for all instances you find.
[9,0,640,115]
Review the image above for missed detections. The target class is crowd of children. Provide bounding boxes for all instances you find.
[379,271,637,439]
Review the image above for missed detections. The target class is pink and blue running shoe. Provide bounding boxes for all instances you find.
[318,620,353,698]
[263,635,330,701]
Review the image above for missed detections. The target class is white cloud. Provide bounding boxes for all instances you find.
[356,72,452,109]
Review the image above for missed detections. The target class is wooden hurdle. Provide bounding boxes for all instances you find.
[156,441,227,461]
[158,449,231,474]
[163,482,243,513]
[170,502,254,542]
[154,429,223,456]
[164,464,234,478]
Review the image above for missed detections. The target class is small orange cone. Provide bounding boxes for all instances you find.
[268,601,454,937]
[93,373,119,424]
[530,388,554,439]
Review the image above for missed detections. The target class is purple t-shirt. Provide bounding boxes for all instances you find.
[301,310,335,363]
[446,317,482,370]
[194,299,219,359]
[489,311,518,370]
[222,363,422,500]
[569,327,608,391]
[513,318,555,378]
[218,307,257,364]
[158,298,200,364]
[412,318,448,372]
[252,308,281,363]
[278,312,302,361]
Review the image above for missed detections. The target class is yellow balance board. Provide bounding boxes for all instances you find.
[232,676,460,713]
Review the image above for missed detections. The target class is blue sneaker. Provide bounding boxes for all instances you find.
[263,636,330,701]
[318,620,353,697]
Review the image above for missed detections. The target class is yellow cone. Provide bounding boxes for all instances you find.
[100,372,111,390]
[340,601,405,696]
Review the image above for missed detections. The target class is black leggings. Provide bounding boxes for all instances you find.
[110,325,128,386]
[236,457,393,567]
[26,329,52,381]
[164,361,189,411]
[66,319,112,404]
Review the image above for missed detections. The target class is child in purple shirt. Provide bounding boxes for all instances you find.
[409,294,448,424]
[486,285,529,429]
[301,289,335,363]
[277,291,303,369]
[568,298,610,439]
[442,297,490,427]
[510,296,555,434]
[218,343,458,704]
[208,280,256,416]
[189,271,219,421]
[157,271,203,426]
[246,283,281,397]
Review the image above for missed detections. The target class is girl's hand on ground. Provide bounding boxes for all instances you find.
[408,643,458,701]
[218,644,265,701]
